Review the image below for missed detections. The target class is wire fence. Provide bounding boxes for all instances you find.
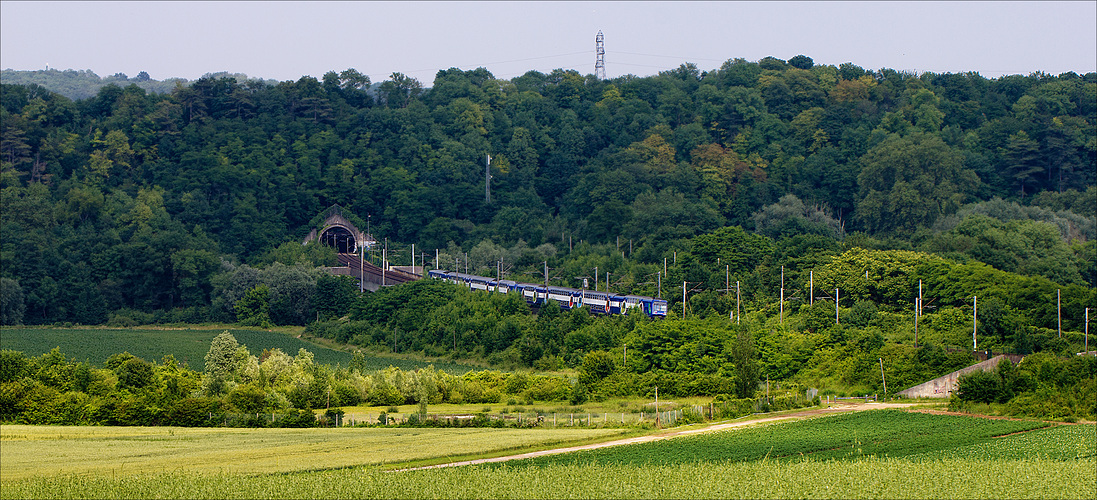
[188,389,820,428]
[341,410,688,427]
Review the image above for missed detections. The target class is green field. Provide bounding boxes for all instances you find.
[3,458,1093,499]
[1,410,1093,499]
[508,409,1060,466]
[0,327,474,373]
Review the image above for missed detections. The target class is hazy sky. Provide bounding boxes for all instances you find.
[2,1,1095,84]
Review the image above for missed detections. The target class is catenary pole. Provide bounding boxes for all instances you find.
[973,295,978,351]
[914,298,920,348]
[779,266,784,324]
[879,357,887,400]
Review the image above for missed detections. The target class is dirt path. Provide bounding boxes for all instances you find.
[397,402,916,471]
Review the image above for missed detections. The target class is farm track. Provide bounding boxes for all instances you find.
[397,402,918,471]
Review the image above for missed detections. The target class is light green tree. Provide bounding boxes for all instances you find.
[205,331,240,379]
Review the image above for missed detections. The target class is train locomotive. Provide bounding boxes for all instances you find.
[427,270,668,318]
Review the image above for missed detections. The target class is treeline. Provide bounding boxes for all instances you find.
[0,69,280,101]
[0,330,767,427]
[0,332,568,426]
[1,56,1094,326]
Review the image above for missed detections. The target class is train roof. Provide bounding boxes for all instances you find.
[432,270,665,304]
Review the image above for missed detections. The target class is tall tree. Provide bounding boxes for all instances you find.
[857,132,978,233]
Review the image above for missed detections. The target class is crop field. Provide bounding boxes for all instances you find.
[0,327,474,373]
[909,423,1096,461]
[510,409,1057,467]
[2,411,1093,499]
[0,425,631,482]
[3,458,1092,499]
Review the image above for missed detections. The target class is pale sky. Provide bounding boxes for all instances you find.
[2,1,1095,84]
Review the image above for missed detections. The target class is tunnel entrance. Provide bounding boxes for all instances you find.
[320,226,357,253]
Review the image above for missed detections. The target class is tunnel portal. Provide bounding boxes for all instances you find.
[320,226,357,253]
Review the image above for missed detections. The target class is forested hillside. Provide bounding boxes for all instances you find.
[0,68,279,101]
[1,56,1094,331]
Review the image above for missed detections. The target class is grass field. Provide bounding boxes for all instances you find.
[4,458,1090,500]
[0,327,475,373]
[1,410,1093,499]
[0,425,632,482]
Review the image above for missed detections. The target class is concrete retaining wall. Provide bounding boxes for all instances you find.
[896,355,1014,399]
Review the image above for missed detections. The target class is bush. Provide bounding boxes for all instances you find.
[956,370,1000,403]
[166,397,222,427]
[274,409,317,428]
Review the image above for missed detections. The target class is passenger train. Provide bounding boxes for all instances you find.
[427,270,669,318]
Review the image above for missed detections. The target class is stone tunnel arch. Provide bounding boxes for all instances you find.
[301,205,373,253]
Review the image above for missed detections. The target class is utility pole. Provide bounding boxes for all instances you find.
[654,386,659,427]
[485,154,492,204]
[1085,307,1089,354]
[657,271,662,299]
[835,288,840,324]
[919,280,923,318]
[736,281,741,324]
[810,270,814,305]
[917,280,923,347]
[779,266,784,325]
[359,241,364,292]
[973,295,978,351]
[914,297,920,348]
[879,357,887,400]
[594,267,598,292]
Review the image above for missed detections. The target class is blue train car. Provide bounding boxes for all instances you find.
[429,269,665,318]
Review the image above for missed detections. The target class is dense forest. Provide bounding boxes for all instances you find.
[1,57,1095,331]
[2,57,1096,420]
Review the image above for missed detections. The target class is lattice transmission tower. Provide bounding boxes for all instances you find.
[595,31,606,80]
